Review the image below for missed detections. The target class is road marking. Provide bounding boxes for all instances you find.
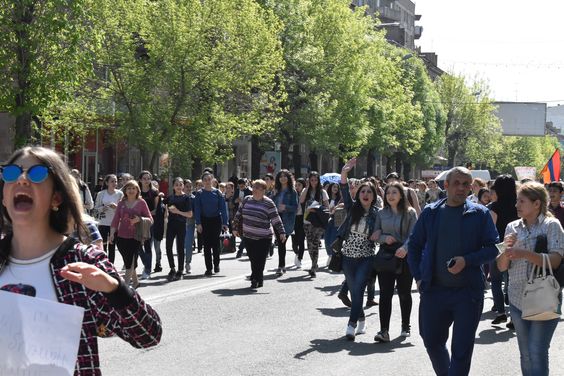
[145,256,329,305]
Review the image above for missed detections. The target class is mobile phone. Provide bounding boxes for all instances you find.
[447,258,456,268]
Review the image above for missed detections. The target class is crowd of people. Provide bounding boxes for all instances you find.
[2,146,564,376]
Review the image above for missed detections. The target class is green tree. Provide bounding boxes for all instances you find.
[0,0,92,148]
[436,74,501,166]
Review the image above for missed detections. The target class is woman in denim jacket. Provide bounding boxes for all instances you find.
[272,170,298,275]
[338,158,379,341]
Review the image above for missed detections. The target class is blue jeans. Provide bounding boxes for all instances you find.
[419,286,483,376]
[339,277,376,301]
[510,304,559,376]
[342,255,375,326]
[139,225,154,274]
[184,222,195,265]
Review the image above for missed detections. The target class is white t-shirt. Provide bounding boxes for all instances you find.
[95,190,124,226]
[0,247,59,301]
[301,189,329,225]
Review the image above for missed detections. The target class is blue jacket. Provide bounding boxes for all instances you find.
[336,183,379,241]
[407,198,499,294]
[272,188,298,234]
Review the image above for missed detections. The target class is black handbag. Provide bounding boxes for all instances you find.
[374,214,404,275]
[328,237,343,272]
[534,234,564,286]
[308,206,330,229]
[374,242,403,274]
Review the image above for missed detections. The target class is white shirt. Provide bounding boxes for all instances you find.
[0,247,59,301]
[95,189,124,226]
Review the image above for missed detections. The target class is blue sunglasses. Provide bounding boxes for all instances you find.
[1,164,51,184]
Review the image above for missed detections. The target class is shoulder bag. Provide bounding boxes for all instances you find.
[521,253,561,321]
[328,237,343,273]
[374,214,404,275]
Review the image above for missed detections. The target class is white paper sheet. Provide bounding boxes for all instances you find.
[0,290,85,376]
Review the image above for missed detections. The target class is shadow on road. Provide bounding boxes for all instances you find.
[211,287,269,296]
[277,275,316,284]
[294,336,415,359]
[315,283,341,296]
[475,327,516,345]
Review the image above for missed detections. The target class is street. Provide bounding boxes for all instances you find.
[99,245,564,376]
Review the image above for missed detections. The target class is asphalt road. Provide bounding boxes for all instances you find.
[98,245,564,376]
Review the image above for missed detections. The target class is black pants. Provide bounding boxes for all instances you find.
[292,215,305,260]
[202,216,222,271]
[277,234,288,268]
[245,237,271,283]
[377,262,413,330]
[166,220,186,272]
[116,237,141,269]
[98,225,116,263]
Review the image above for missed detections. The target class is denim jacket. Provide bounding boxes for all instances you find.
[272,188,298,234]
[336,182,379,242]
[407,198,499,295]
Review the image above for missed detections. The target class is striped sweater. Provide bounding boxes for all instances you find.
[232,196,285,240]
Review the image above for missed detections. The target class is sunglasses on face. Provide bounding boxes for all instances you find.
[1,164,51,184]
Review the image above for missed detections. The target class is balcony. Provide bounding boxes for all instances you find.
[376,6,401,22]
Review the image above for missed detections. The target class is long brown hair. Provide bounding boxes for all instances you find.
[0,146,88,241]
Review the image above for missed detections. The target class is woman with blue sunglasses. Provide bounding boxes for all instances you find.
[0,146,162,375]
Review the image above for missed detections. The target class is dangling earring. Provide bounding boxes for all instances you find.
[52,206,59,212]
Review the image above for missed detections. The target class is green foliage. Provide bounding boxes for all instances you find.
[0,0,94,147]
[487,135,560,175]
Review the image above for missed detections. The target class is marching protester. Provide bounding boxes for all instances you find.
[93,174,123,263]
[547,181,564,226]
[234,178,252,258]
[152,179,166,273]
[385,172,421,215]
[487,175,518,326]
[408,166,499,376]
[373,181,418,342]
[272,170,298,276]
[183,179,196,273]
[0,146,161,374]
[300,171,330,278]
[497,182,564,376]
[293,177,307,267]
[164,177,193,281]
[324,182,342,262]
[110,180,153,288]
[139,170,160,279]
[232,179,286,288]
[71,168,94,212]
[337,158,380,340]
[194,171,229,276]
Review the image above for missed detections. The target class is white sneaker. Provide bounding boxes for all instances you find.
[356,320,367,335]
[185,263,191,274]
[346,325,355,340]
[139,271,150,280]
[326,256,332,267]
[295,256,302,268]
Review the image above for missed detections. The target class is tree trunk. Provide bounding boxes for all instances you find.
[366,149,374,177]
[447,147,456,167]
[192,158,202,180]
[292,142,302,178]
[280,142,289,170]
[309,151,318,172]
[251,135,262,179]
[385,156,393,175]
[395,152,402,177]
[404,160,412,180]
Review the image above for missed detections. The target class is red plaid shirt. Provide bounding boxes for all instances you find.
[0,236,162,375]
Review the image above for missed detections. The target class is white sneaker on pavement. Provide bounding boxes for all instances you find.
[346,325,355,341]
[139,271,150,280]
[295,255,302,268]
[356,320,367,335]
[185,262,191,274]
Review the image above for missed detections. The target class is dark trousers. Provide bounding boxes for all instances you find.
[98,225,116,263]
[202,216,222,271]
[489,260,506,314]
[245,237,271,283]
[277,236,288,268]
[377,263,413,330]
[419,287,484,376]
[292,215,305,259]
[116,237,141,269]
[166,220,186,272]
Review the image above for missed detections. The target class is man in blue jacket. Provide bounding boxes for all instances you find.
[408,167,499,376]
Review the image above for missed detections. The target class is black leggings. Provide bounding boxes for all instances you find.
[166,220,186,272]
[98,225,116,263]
[377,263,413,330]
[202,216,222,271]
[115,237,141,269]
[292,215,305,260]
